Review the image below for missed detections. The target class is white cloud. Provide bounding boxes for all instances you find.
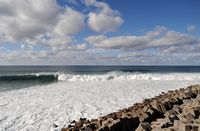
[152,31,197,47]
[0,0,84,45]
[53,7,84,36]
[39,35,73,47]
[0,0,58,41]
[87,13,123,32]
[1,43,200,65]
[85,26,200,51]
[84,35,107,43]
[86,35,151,50]
[0,0,199,65]
[187,25,197,32]
[86,0,124,32]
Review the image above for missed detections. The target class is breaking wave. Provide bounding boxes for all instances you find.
[57,71,200,81]
[0,74,58,82]
[1,71,200,82]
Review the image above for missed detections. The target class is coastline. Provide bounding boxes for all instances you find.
[1,80,196,130]
[62,85,200,131]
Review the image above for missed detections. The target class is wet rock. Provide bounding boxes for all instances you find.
[71,120,76,123]
[85,127,93,131]
[61,85,200,131]
[135,122,152,131]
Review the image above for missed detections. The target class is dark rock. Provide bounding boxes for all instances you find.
[71,120,76,123]
[52,123,58,128]
[61,85,200,131]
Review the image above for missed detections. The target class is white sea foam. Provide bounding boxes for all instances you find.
[0,73,200,131]
[58,72,200,81]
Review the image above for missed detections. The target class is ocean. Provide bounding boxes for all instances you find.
[1,66,200,91]
[0,66,200,130]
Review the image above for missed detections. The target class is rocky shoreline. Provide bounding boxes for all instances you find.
[61,85,200,131]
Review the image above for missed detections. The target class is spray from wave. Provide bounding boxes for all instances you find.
[1,71,200,82]
[57,71,200,81]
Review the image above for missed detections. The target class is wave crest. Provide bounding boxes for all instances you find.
[0,74,58,82]
[1,72,200,82]
[57,71,200,81]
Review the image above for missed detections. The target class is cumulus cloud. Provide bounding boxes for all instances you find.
[152,31,198,47]
[85,0,124,32]
[81,26,200,65]
[53,7,84,36]
[87,13,123,32]
[84,35,107,43]
[0,0,200,65]
[86,35,151,50]
[0,0,84,46]
[85,26,200,52]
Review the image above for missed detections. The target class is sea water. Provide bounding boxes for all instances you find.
[0,66,200,130]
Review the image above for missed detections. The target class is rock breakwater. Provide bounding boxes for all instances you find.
[61,85,200,131]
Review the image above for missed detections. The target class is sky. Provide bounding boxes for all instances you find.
[0,0,200,65]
